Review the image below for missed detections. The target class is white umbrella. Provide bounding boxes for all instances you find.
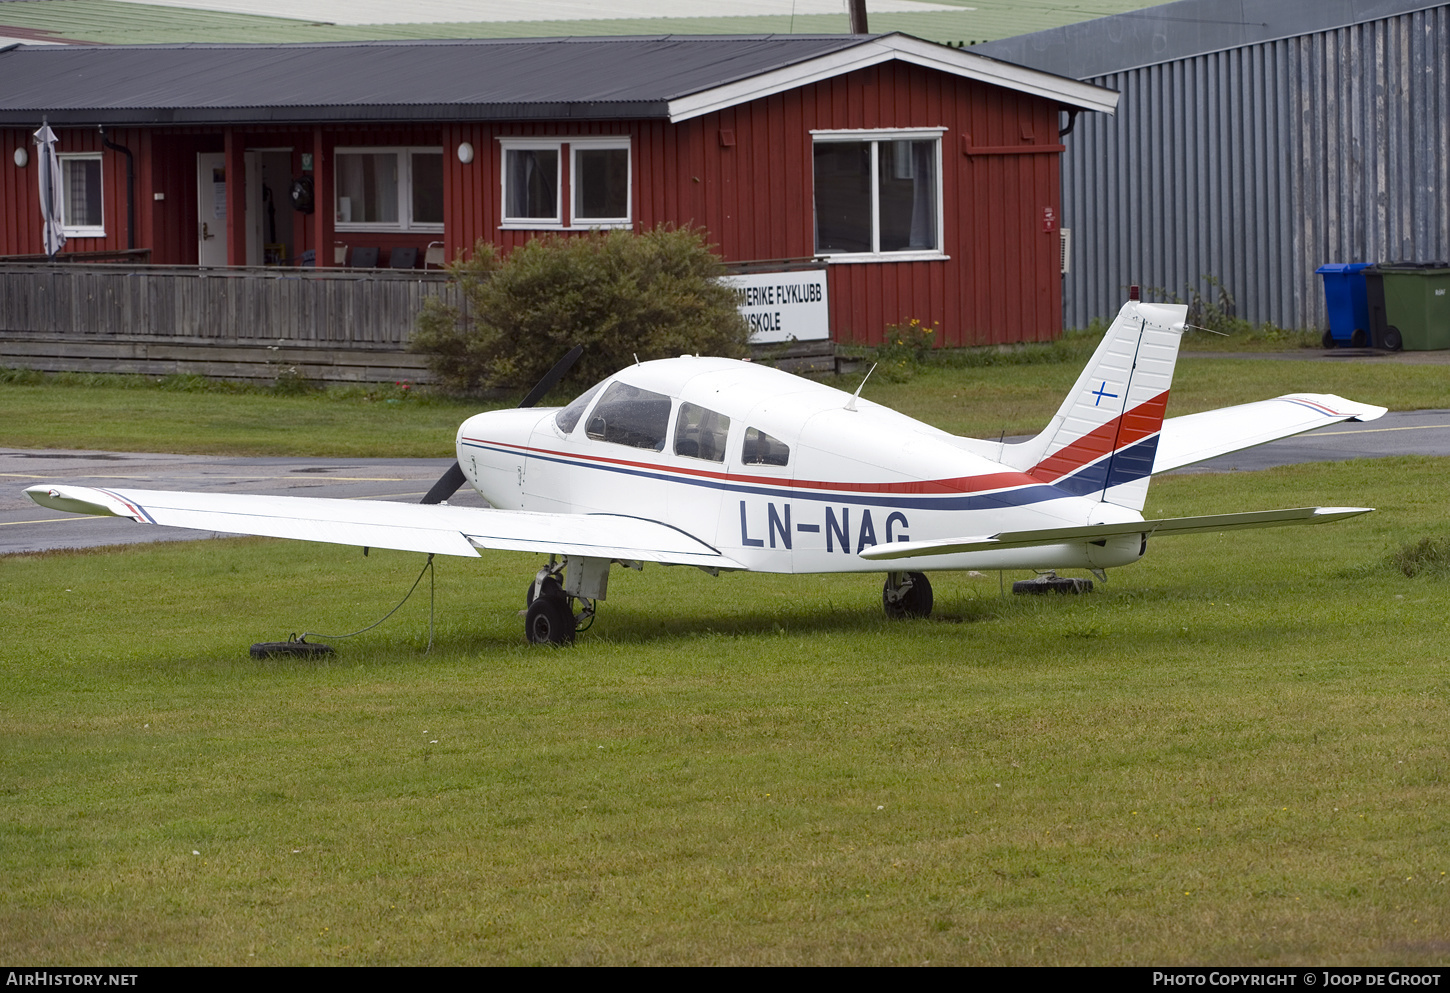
[33,119,65,258]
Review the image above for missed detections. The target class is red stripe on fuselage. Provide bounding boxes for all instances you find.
[462,436,1044,496]
[1028,390,1170,483]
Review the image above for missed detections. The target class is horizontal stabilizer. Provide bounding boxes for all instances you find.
[25,485,740,568]
[1154,393,1387,473]
[857,506,1373,561]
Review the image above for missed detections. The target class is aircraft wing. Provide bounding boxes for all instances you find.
[857,506,1373,561]
[25,485,741,568]
[1153,393,1386,473]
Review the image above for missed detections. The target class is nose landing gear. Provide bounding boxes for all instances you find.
[525,591,579,646]
[522,558,603,646]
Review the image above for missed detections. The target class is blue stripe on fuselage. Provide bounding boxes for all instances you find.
[464,440,1075,512]
[1050,435,1161,497]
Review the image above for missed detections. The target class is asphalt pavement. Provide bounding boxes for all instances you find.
[4,408,1447,554]
[1,451,484,555]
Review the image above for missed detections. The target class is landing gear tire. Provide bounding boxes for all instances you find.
[525,595,576,646]
[883,571,933,619]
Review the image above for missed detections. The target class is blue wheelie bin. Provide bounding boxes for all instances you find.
[1316,263,1372,347]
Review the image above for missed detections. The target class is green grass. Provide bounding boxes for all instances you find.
[0,373,492,457]
[3,352,1442,455]
[855,356,1444,439]
[3,458,1448,965]
[0,0,1162,46]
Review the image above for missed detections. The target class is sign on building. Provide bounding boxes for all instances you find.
[720,268,830,344]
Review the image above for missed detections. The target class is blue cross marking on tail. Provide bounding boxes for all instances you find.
[1092,382,1119,406]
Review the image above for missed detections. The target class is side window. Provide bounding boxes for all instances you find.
[585,382,671,451]
[554,380,604,435]
[60,155,104,236]
[812,131,943,258]
[503,146,560,224]
[742,427,789,467]
[674,403,730,462]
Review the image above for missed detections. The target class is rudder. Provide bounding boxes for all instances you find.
[999,300,1186,511]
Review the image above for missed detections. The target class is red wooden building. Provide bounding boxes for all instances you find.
[0,34,1116,347]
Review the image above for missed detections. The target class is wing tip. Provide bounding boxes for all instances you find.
[26,483,133,519]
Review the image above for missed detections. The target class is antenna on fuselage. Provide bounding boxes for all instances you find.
[845,363,877,412]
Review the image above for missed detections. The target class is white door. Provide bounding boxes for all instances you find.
[196,152,228,266]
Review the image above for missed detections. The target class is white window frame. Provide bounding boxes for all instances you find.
[333,146,444,233]
[499,136,632,231]
[59,153,105,238]
[499,139,563,229]
[810,127,948,264]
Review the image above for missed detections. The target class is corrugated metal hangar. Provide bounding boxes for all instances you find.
[974,0,1450,331]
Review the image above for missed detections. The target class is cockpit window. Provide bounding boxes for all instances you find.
[674,403,730,463]
[585,382,672,451]
[554,381,603,435]
[742,427,790,466]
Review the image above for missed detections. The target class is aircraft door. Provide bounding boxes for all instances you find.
[721,421,796,569]
[667,401,732,550]
[573,382,672,521]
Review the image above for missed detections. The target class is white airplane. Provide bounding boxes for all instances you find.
[27,300,1385,645]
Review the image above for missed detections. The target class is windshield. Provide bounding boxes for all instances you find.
[585,382,672,451]
[554,380,604,434]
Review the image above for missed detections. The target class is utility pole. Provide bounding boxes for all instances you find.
[848,0,868,34]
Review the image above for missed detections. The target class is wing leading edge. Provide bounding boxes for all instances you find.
[25,485,741,569]
[857,506,1373,561]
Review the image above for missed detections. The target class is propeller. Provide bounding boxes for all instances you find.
[419,345,584,505]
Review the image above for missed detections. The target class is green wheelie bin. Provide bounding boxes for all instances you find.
[1365,262,1450,351]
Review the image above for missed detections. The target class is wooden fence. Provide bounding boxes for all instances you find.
[0,263,461,383]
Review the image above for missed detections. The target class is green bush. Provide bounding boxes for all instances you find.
[411,226,751,396]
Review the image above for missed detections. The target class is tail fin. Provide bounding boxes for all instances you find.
[999,299,1186,512]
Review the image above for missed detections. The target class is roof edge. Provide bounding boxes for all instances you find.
[667,33,1118,123]
[0,102,674,126]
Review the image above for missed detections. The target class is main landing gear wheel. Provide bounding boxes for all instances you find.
[525,594,576,646]
[883,571,933,619]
